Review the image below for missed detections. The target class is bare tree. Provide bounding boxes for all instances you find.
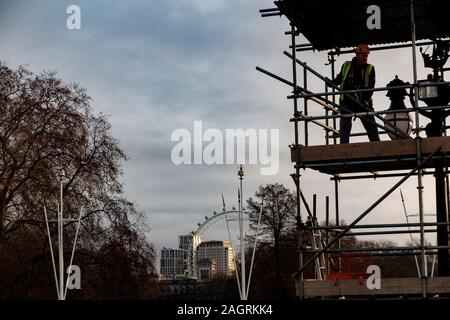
[0,62,156,298]
[246,183,296,296]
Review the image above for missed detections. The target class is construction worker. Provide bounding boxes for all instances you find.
[330,44,380,144]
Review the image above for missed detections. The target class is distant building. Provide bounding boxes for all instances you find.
[161,235,238,280]
[160,248,186,278]
[196,241,235,276]
[179,234,202,277]
[197,258,217,281]
[179,234,200,250]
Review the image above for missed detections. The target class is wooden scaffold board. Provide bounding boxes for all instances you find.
[291,136,450,174]
[296,277,450,298]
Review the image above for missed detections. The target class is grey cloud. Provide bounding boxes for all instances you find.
[0,0,439,252]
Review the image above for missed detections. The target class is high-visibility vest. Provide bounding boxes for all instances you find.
[339,61,374,103]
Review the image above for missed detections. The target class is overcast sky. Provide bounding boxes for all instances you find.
[0,1,443,259]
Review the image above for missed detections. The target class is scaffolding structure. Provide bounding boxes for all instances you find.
[258,0,450,299]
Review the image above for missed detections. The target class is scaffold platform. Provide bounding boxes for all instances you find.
[260,0,450,299]
[291,136,450,175]
[297,277,450,298]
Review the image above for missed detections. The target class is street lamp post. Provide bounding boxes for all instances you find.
[238,165,246,300]
[43,168,83,300]
[58,169,65,300]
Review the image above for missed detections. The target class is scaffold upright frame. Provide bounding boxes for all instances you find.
[258,1,450,299]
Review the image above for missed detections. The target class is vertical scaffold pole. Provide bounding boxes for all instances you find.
[335,176,341,273]
[325,84,329,145]
[330,53,337,146]
[410,0,427,298]
[330,52,341,273]
[304,64,309,146]
[291,23,304,300]
[435,163,449,276]
[325,196,330,274]
[447,173,450,227]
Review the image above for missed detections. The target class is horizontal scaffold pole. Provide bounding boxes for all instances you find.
[259,7,281,17]
[290,43,313,49]
[293,41,442,53]
[327,40,447,55]
[296,104,450,122]
[305,245,450,254]
[289,81,450,99]
[331,170,447,181]
[328,251,438,257]
[296,84,412,99]
[259,8,280,13]
[347,229,436,237]
[292,147,441,278]
[304,221,450,231]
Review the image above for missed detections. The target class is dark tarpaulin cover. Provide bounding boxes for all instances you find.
[275,0,450,50]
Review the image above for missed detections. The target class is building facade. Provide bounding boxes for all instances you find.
[160,248,186,278]
[197,259,217,281]
[196,241,235,276]
[179,234,202,277]
[178,235,190,250]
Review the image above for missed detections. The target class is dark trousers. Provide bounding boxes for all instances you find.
[340,107,380,144]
